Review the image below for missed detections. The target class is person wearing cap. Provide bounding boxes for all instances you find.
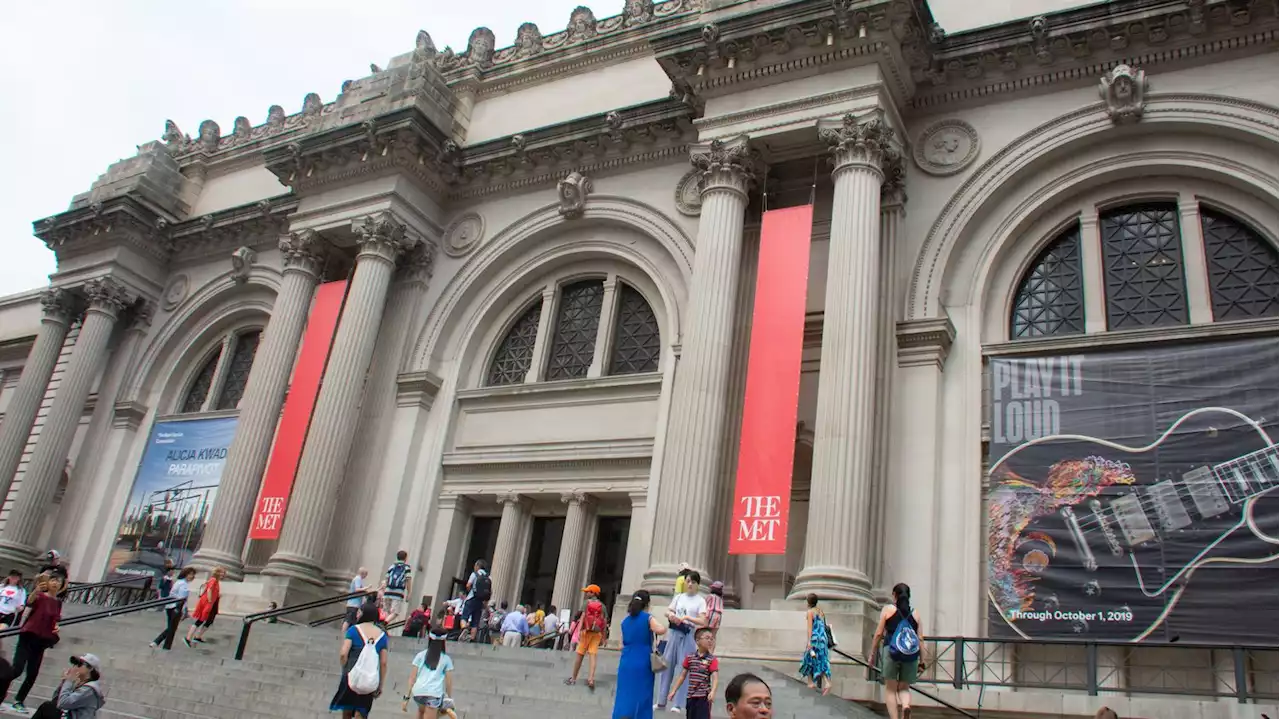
[38,551,69,602]
[36,654,105,719]
[565,584,609,690]
[705,581,725,635]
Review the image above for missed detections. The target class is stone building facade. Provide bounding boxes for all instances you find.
[0,0,1277,711]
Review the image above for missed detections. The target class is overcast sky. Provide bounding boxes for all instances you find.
[0,0,1094,297]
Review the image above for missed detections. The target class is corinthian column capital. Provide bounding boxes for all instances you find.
[819,111,897,177]
[279,229,328,277]
[881,150,908,210]
[355,211,408,264]
[497,492,523,507]
[396,237,437,284]
[691,135,757,199]
[82,277,133,318]
[39,288,77,325]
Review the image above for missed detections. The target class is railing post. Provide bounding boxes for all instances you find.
[1232,646,1248,704]
[235,621,252,661]
[953,638,964,690]
[1086,642,1099,696]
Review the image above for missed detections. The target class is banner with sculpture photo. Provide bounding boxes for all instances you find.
[106,416,238,582]
[985,336,1278,644]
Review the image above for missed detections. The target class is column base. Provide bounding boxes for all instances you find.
[789,565,877,605]
[189,548,246,581]
[0,540,40,575]
[218,573,347,621]
[261,551,326,586]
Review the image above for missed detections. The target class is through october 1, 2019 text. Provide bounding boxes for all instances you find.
[1010,609,1136,623]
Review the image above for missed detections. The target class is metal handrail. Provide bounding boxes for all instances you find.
[924,634,1275,652]
[65,575,152,594]
[234,590,373,660]
[308,613,346,628]
[0,597,173,640]
[831,647,978,719]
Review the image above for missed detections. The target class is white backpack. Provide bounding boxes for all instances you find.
[347,625,382,695]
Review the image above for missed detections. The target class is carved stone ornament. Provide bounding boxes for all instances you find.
[161,275,189,311]
[40,287,76,323]
[567,6,598,42]
[356,211,408,261]
[229,246,257,284]
[818,112,897,173]
[232,116,252,143]
[515,22,543,58]
[266,105,286,130]
[443,212,484,257]
[161,120,190,154]
[397,236,438,283]
[468,27,496,67]
[557,171,593,219]
[197,120,221,153]
[279,229,328,275]
[912,119,980,177]
[690,135,756,194]
[82,276,133,316]
[301,93,323,121]
[624,0,655,25]
[1099,64,1149,124]
[674,169,704,216]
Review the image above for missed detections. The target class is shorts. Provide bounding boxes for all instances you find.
[413,696,453,709]
[686,696,712,719]
[344,606,360,626]
[880,646,920,684]
[576,630,603,656]
[382,595,406,617]
[462,597,484,628]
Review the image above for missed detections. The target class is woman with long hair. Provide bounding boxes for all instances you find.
[330,604,389,718]
[798,593,832,695]
[611,590,668,719]
[656,571,707,712]
[402,631,455,718]
[868,583,925,719]
[184,566,224,646]
[0,573,61,713]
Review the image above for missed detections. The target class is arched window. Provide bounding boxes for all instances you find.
[1010,225,1085,339]
[1201,209,1279,320]
[177,329,263,414]
[546,280,605,381]
[610,284,661,374]
[1101,204,1188,329]
[486,299,543,386]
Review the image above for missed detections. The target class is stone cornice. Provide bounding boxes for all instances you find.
[395,370,443,410]
[896,316,956,369]
[167,196,298,264]
[35,196,172,265]
[981,316,1278,356]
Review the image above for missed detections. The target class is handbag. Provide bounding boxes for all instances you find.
[650,649,668,673]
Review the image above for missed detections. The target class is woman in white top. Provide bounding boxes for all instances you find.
[655,570,708,712]
[0,570,26,628]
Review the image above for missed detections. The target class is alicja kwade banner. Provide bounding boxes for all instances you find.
[107,416,238,581]
[986,336,1278,644]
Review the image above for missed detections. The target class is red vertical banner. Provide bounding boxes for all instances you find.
[249,280,346,539]
[729,205,814,555]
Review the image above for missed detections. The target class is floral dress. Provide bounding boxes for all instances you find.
[798,609,832,682]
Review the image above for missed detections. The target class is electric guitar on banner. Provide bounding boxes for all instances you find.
[987,407,1280,642]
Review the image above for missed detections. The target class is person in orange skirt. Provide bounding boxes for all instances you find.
[184,567,224,646]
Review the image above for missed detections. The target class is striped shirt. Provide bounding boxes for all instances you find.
[682,652,719,699]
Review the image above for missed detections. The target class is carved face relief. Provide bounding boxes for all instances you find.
[1098,63,1148,124]
[913,119,981,176]
[675,169,704,217]
[516,23,543,57]
[624,0,654,25]
[468,27,496,66]
[162,275,189,310]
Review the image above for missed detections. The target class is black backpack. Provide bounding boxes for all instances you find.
[473,571,492,601]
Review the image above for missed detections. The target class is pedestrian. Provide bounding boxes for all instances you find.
[673,563,693,596]
[381,551,413,625]
[610,590,667,719]
[32,653,105,719]
[461,560,490,643]
[666,627,718,719]
[1094,708,1119,719]
[530,604,546,635]
[0,572,61,713]
[37,552,69,603]
[705,582,725,635]
[867,583,924,719]
[150,567,194,650]
[404,600,431,638]
[499,605,529,648]
[724,673,772,719]
[0,570,26,628]
[330,604,388,718]
[656,570,708,712]
[542,605,560,649]
[798,593,832,695]
[155,561,174,604]
[566,584,609,689]
[184,566,224,646]
[488,601,507,645]
[343,567,369,633]
[401,632,454,718]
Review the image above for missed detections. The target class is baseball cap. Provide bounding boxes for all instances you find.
[582,584,601,594]
[45,550,61,562]
[709,581,724,591]
[70,654,101,673]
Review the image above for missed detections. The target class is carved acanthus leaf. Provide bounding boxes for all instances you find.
[819,112,897,172]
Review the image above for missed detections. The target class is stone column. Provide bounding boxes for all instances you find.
[791,112,895,603]
[587,278,619,378]
[192,231,326,579]
[0,288,76,506]
[643,135,755,592]
[490,493,525,604]
[551,492,592,611]
[263,212,408,584]
[0,277,132,569]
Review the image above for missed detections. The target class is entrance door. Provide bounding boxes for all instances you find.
[588,516,630,610]
[519,517,564,610]
[459,516,499,598]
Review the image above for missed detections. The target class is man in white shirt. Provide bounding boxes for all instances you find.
[0,570,26,627]
[542,605,560,649]
[343,567,369,632]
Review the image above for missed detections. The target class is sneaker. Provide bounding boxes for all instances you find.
[184,637,193,648]
[10,702,29,713]
[668,708,681,714]
[148,642,157,648]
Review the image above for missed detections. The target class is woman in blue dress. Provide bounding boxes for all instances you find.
[331,604,389,717]
[611,590,668,719]
[798,593,832,695]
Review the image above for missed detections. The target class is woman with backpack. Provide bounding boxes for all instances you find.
[798,593,832,695]
[401,631,455,718]
[868,583,925,719]
[330,605,389,718]
[565,585,609,689]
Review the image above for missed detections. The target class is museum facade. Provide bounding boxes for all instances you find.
[0,1,1277,699]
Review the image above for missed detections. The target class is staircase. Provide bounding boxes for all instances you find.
[0,607,883,718]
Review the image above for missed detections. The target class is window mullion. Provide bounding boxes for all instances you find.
[202,333,236,412]
[525,284,558,383]
[1079,209,1107,334]
[1177,196,1215,325]
[588,276,621,378]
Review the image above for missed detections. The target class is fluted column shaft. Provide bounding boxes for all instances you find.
[0,289,75,506]
[491,494,525,605]
[792,113,896,602]
[0,278,132,569]
[551,493,591,611]
[264,213,407,584]
[192,232,326,579]
[643,136,754,592]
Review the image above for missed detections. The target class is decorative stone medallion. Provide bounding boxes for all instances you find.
[674,169,703,216]
[443,212,484,258]
[162,274,189,311]
[913,119,981,176]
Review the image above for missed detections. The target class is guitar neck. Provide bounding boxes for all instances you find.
[1210,443,1280,504]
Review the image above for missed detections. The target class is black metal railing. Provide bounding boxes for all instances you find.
[64,576,155,607]
[308,612,346,628]
[909,636,1278,705]
[832,647,977,718]
[234,591,370,660]
[0,596,173,640]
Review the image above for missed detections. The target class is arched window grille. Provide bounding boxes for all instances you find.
[1010,224,1085,339]
[214,330,261,410]
[610,284,661,374]
[176,329,263,414]
[180,350,221,413]
[1100,204,1188,330]
[546,280,605,381]
[486,299,543,386]
[1200,208,1279,320]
